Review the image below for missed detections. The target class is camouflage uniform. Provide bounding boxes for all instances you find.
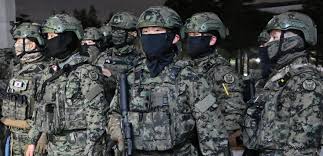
[183,12,245,134]
[99,24,112,51]
[81,27,105,64]
[94,12,141,103]
[27,14,109,156]
[0,23,48,156]
[243,12,323,156]
[95,11,140,75]
[108,6,230,156]
[0,48,16,89]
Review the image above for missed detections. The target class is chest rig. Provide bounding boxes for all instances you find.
[103,50,138,77]
[35,62,88,134]
[2,63,45,120]
[127,63,195,151]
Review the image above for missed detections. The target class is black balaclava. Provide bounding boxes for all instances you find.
[44,31,80,59]
[140,31,176,77]
[185,35,214,59]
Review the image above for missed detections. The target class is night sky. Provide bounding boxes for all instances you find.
[16,0,166,22]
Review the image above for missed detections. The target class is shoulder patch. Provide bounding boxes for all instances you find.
[302,79,316,91]
[223,73,235,84]
[89,71,99,81]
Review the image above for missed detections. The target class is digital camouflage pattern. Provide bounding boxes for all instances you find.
[108,59,230,155]
[184,12,244,133]
[100,24,112,39]
[83,27,104,41]
[264,12,317,46]
[1,62,47,156]
[95,45,140,73]
[244,57,323,155]
[1,22,47,155]
[96,13,141,104]
[184,12,229,39]
[136,6,182,29]
[99,24,112,48]
[109,12,138,30]
[42,14,84,40]
[28,53,109,156]
[109,12,138,47]
[12,23,45,46]
[0,48,16,85]
[94,45,141,103]
[192,52,245,133]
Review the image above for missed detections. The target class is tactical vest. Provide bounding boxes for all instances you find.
[99,51,138,77]
[127,63,195,151]
[244,64,321,150]
[1,63,45,120]
[35,62,88,134]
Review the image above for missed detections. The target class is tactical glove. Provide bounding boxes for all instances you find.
[35,133,48,154]
[107,117,124,152]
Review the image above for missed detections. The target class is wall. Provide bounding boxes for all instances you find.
[0,0,15,48]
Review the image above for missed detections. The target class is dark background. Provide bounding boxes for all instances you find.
[15,0,323,65]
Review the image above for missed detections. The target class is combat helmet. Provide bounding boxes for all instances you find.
[83,27,104,41]
[12,22,45,45]
[137,6,182,30]
[184,12,229,39]
[42,14,84,40]
[109,12,138,30]
[100,24,112,39]
[265,12,317,46]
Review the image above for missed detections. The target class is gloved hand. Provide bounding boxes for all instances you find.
[228,130,243,149]
[107,117,124,152]
[35,133,48,154]
[25,144,35,156]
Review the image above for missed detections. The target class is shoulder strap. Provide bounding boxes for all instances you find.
[19,64,46,75]
[37,61,88,101]
[289,64,318,77]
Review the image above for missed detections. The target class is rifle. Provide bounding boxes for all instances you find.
[119,73,133,156]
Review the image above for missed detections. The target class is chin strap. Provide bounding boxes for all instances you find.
[17,38,43,58]
[270,31,285,64]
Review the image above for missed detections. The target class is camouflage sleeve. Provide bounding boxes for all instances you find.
[94,52,108,68]
[107,82,122,141]
[27,70,47,145]
[27,125,42,144]
[213,65,245,133]
[75,65,109,155]
[181,68,229,155]
[282,73,322,153]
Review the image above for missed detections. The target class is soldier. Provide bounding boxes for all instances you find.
[95,12,140,77]
[80,27,105,63]
[95,12,141,103]
[99,24,113,51]
[25,14,108,156]
[243,12,323,156]
[0,22,48,156]
[107,6,230,155]
[183,12,245,148]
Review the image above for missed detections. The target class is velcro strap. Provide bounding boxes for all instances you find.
[195,94,217,113]
[85,84,104,101]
